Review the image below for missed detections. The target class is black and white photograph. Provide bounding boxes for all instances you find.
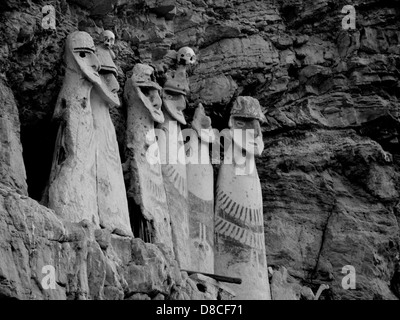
[0,0,399,309]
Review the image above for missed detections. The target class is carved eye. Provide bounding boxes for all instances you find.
[141,87,150,96]
[79,52,86,58]
[235,120,245,128]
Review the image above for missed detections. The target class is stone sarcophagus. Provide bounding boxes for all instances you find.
[157,63,192,269]
[214,96,271,300]
[186,104,215,274]
[124,63,174,250]
[44,31,132,236]
[44,31,101,226]
[91,31,132,235]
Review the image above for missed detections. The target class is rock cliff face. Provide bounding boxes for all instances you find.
[0,79,27,195]
[0,0,399,299]
[0,182,233,300]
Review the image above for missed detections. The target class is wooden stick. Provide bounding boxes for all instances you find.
[182,270,242,284]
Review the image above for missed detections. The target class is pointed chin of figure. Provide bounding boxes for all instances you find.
[163,98,186,125]
[147,105,164,123]
[232,130,264,156]
[138,88,164,124]
[253,136,264,156]
[96,73,120,106]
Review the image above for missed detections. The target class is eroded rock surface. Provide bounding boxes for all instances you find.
[0,79,27,195]
[1,0,400,300]
[0,182,228,300]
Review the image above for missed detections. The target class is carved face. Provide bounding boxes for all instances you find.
[130,63,163,122]
[162,89,186,125]
[94,46,120,106]
[102,30,115,48]
[177,47,196,66]
[67,31,101,85]
[192,104,215,143]
[230,116,264,156]
[137,86,164,123]
[97,71,120,106]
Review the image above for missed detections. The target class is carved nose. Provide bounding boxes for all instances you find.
[149,92,161,108]
[254,121,261,138]
[92,55,101,72]
[111,76,120,92]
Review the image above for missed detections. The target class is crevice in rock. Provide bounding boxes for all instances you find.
[390,264,400,299]
[0,292,18,300]
[310,201,336,281]
[297,226,309,281]
[20,119,58,202]
[357,0,400,13]
[128,198,154,243]
[288,64,299,79]
[196,283,207,293]
[358,114,400,156]
[280,4,299,24]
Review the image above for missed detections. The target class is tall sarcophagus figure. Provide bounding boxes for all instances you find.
[215,96,271,300]
[44,31,132,236]
[157,65,191,269]
[186,104,215,274]
[124,63,174,250]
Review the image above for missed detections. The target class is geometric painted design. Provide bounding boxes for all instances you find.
[149,163,162,177]
[145,178,167,203]
[216,189,263,228]
[163,164,187,197]
[188,190,214,215]
[193,222,211,252]
[215,216,264,251]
